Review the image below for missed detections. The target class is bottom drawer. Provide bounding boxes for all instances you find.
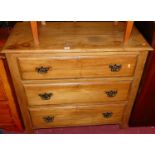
[0,114,13,124]
[0,101,12,124]
[29,104,125,128]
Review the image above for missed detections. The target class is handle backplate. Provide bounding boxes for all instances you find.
[102,112,113,118]
[39,92,53,100]
[109,64,122,72]
[43,116,54,123]
[36,66,50,74]
[105,90,117,97]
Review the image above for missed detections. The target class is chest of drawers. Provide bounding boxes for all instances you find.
[2,22,152,132]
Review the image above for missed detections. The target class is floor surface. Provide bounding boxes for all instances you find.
[2,125,155,134]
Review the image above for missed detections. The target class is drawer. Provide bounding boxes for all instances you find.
[0,101,10,115]
[24,80,131,106]
[0,101,9,111]
[0,101,12,124]
[18,54,137,80]
[0,80,7,101]
[0,114,13,124]
[29,104,125,128]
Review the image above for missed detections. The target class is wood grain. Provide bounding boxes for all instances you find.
[6,54,33,132]
[2,22,152,131]
[29,103,125,128]
[0,59,22,130]
[121,51,149,128]
[124,21,134,43]
[30,22,39,46]
[0,115,13,123]
[0,80,7,100]
[24,80,131,106]
[2,22,152,53]
[18,54,137,80]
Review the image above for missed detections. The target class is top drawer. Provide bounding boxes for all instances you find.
[17,54,137,80]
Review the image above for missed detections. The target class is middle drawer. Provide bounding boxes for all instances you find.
[24,80,131,106]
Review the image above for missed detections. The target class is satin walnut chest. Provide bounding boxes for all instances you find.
[2,22,152,132]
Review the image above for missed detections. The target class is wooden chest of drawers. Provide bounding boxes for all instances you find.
[2,22,152,132]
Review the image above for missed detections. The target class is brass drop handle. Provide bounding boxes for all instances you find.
[39,93,53,100]
[43,116,54,123]
[36,66,50,74]
[105,90,117,97]
[102,112,113,118]
[109,64,122,72]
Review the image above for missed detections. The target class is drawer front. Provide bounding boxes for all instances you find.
[0,101,13,124]
[0,115,13,124]
[29,104,125,128]
[18,54,137,80]
[24,80,131,106]
[0,101,12,124]
[0,80,7,101]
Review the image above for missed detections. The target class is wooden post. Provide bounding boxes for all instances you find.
[30,21,39,46]
[124,21,134,44]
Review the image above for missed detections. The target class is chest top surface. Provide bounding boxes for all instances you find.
[2,22,152,53]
